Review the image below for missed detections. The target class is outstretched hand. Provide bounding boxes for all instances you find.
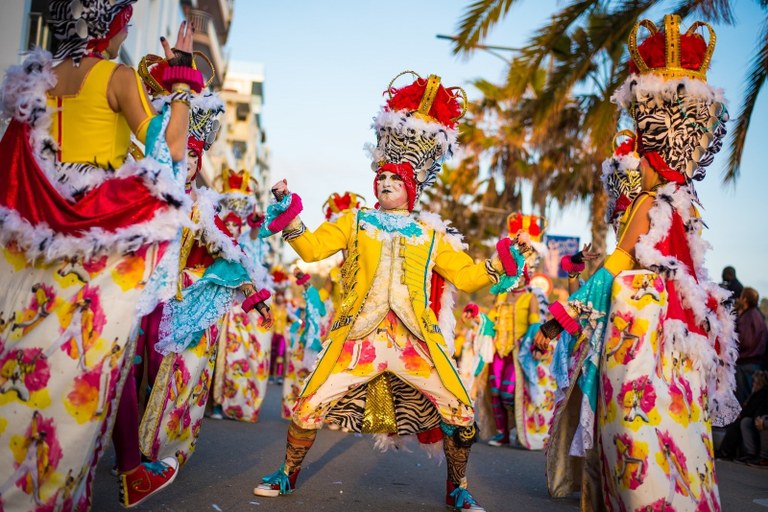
[581,243,601,262]
[533,330,551,353]
[271,179,289,201]
[161,20,194,60]
[256,303,273,329]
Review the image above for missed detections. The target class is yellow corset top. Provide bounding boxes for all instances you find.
[47,60,131,169]
[491,291,536,357]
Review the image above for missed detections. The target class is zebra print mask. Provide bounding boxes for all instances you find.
[633,83,728,182]
[368,111,456,197]
[602,155,642,229]
[49,0,137,65]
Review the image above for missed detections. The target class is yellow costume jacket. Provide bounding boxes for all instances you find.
[287,209,498,405]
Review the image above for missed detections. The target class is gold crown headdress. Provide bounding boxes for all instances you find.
[628,14,715,82]
[507,213,547,243]
[367,71,468,195]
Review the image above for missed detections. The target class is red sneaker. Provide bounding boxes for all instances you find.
[119,457,179,508]
[445,480,486,511]
[253,465,301,497]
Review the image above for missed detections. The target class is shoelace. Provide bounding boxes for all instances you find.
[261,465,291,494]
[449,487,478,508]
[143,461,171,476]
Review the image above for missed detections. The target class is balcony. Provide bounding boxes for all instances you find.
[188,9,224,88]
[196,0,233,45]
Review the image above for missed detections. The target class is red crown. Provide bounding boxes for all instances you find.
[385,72,467,129]
[323,192,364,220]
[222,168,252,194]
[507,212,546,243]
[628,15,715,81]
[271,267,289,284]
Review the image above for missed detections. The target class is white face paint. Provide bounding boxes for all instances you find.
[376,170,409,211]
[186,149,200,182]
[225,220,242,240]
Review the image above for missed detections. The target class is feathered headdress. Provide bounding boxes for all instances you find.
[612,14,728,183]
[366,71,467,202]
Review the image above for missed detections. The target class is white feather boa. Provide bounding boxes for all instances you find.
[0,49,190,262]
[634,182,740,426]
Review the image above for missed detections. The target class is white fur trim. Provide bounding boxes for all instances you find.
[634,182,739,425]
[438,282,458,356]
[0,205,189,263]
[372,110,458,158]
[612,74,725,109]
[416,211,468,251]
[372,433,445,463]
[151,89,224,111]
[194,187,243,264]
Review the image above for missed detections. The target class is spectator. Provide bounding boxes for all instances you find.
[736,288,768,403]
[721,266,744,307]
[717,371,768,462]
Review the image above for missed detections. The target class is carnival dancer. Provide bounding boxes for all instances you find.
[108,59,234,508]
[281,270,326,419]
[211,211,275,422]
[134,62,272,468]
[0,2,201,508]
[268,268,291,384]
[483,213,557,450]
[536,15,739,511]
[457,304,495,403]
[251,71,531,511]
[269,289,289,385]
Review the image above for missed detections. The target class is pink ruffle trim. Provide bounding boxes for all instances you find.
[162,66,204,93]
[247,212,264,230]
[295,274,310,286]
[550,301,581,335]
[268,193,303,233]
[560,255,585,274]
[495,238,517,276]
[242,288,272,313]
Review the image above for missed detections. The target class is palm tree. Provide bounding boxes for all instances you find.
[453,0,765,182]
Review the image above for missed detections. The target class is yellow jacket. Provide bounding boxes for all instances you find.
[288,209,495,405]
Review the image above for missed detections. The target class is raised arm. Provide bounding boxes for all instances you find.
[110,21,194,161]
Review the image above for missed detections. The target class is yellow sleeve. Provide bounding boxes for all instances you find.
[288,211,354,263]
[133,69,155,143]
[528,295,540,324]
[433,236,492,294]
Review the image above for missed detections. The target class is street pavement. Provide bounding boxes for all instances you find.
[93,383,768,511]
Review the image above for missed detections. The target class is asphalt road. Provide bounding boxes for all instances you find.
[92,383,768,511]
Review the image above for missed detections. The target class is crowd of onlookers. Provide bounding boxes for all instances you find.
[716,266,768,468]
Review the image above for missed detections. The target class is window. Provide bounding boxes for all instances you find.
[231,140,247,160]
[26,0,56,53]
[235,103,249,122]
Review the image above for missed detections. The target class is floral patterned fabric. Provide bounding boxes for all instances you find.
[599,270,720,511]
[139,323,219,466]
[212,305,271,422]
[515,325,557,450]
[292,311,474,430]
[281,317,310,420]
[0,243,163,510]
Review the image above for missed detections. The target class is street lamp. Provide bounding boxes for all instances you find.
[436,34,520,63]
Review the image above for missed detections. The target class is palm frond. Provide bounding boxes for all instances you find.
[453,0,520,54]
[724,16,768,181]
[672,0,735,24]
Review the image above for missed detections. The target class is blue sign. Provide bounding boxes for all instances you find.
[543,235,581,279]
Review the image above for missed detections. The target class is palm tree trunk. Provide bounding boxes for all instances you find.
[589,171,607,274]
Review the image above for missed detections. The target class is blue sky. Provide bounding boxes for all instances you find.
[228,1,768,297]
